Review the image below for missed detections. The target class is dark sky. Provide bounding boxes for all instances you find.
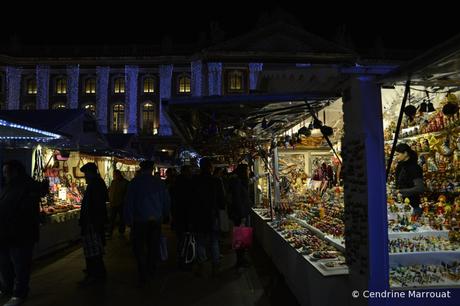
[1,3,459,54]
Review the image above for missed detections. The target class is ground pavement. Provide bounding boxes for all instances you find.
[1,226,299,306]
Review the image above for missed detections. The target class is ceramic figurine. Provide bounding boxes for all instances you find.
[427,157,438,172]
[436,195,447,215]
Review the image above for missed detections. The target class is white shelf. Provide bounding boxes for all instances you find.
[391,279,460,289]
[267,219,349,276]
[385,125,459,144]
[389,229,449,239]
[251,208,272,221]
[390,250,460,257]
[288,215,346,252]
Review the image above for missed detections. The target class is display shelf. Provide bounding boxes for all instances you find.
[267,220,349,276]
[391,280,460,289]
[388,230,449,239]
[390,250,460,259]
[252,208,272,221]
[384,125,459,144]
[288,215,346,252]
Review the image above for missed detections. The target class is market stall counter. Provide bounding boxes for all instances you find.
[34,211,81,258]
[251,209,351,306]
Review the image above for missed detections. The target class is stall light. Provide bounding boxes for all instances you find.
[0,119,61,139]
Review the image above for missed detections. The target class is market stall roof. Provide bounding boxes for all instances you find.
[103,133,145,160]
[0,110,109,151]
[105,133,136,151]
[164,92,339,154]
[381,33,460,87]
[0,118,63,141]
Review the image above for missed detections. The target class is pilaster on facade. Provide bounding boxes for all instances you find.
[191,60,203,97]
[66,65,80,109]
[96,66,110,133]
[159,64,173,136]
[5,66,22,110]
[249,63,263,90]
[36,65,50,110]
[207,62,222,96]
[125,65,139,134]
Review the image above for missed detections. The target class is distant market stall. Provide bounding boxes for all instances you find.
[0,109,141,257]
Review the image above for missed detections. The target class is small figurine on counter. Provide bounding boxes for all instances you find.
[422,197,430,214]
[423,138,431,152]
[436,195,447,215]
[427,157,438,172]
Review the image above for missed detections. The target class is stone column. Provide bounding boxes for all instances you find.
[66,64,79,109]
[207,62,222,96]
[96,66,110,133]
[5,66,22,110]
[125,65,138,134]
[159,64,173,136]
[191,60,203,97]
[36,64,50,110]
[341,76,386,305]
[249,63,263,90]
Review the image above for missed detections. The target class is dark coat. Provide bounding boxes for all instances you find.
[0,176,45,246]
[229,176,250,224]
[191,173,225,233]
[171,174,193,233]
[395,159,423,207]
[79,176,108,236]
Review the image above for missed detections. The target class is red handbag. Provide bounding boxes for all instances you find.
[232,226,253,250]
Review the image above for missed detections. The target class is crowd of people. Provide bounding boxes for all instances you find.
[0,157,253,306]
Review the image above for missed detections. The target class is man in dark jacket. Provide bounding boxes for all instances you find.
[124,160,170,285]
[0,160,46,306]
[78,163,108,285]
[108,170,129,237]
[191,158,225,276]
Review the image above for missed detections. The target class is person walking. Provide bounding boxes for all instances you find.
[191,158,225,276]
[124,161,170,286]
[229,163,252,269]
[78,163,109,285]
[0,160,47,306]
[108,170,129,237]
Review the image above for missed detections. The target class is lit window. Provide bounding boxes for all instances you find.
[52,103,66,109]
[112,104,125,132]
[27,79,37,95]
[228,70,243,92]
[23,103,35,110]
[85,78,96,94]
[114,78,125,94]
[56,78,67,94]
[83,104,96,116]
[178,75,191,94]
[143,78,155,93]
[141,102,156,134]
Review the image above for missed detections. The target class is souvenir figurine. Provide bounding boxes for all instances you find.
[441,137,453,156]
[423,138,430,152]
[422,197,430,214]
[436,195,447,215]
[427,157,438,172]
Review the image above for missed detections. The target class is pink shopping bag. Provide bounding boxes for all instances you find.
[232,226,253,250]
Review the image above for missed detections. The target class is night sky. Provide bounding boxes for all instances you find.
[1,3,459,55]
